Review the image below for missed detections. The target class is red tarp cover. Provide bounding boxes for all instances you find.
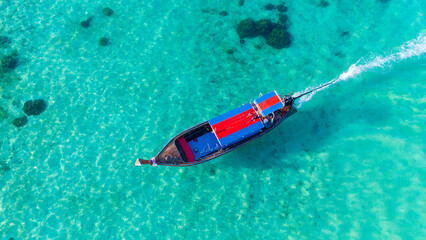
[178,137,195,162]
[209,103,264,147]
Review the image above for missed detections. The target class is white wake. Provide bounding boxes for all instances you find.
[295,33,426,107]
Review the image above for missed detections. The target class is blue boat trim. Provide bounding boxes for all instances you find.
[208,103,252,126]
[261,101,284,116]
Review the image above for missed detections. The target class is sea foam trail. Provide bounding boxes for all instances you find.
[295,33,426,108]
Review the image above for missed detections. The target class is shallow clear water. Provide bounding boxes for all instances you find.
[0,0,425,239]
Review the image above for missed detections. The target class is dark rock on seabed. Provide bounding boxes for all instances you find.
[99,37,109,46]
[239,0,245,7]
[236,18,292,49]
[236,18,258,39]
[23,99,47,116]
[266,27,291,49]
[0,35,11,48]
[318,0,330,7]
[13,116,27,127]
[255,19,273,36]
[219,10,228,16]
[335,51,345,58]
[276,4,288,13]
[103,7,114,17]
[0,160,11,175]
[264,3,275,10]
[81,17,93,28]
[341,31,350,37]
[1,50,18,71]
[279,14,289,26]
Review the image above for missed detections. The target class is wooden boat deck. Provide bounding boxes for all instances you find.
[157,140,182,165]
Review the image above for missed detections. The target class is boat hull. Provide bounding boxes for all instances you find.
[153,101,296,167]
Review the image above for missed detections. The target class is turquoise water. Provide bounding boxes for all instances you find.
[1,0,425,239]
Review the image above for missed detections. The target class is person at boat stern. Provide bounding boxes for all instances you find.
[263,114,274,128]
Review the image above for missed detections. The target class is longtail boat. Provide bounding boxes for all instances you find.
[135,90,305,167]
